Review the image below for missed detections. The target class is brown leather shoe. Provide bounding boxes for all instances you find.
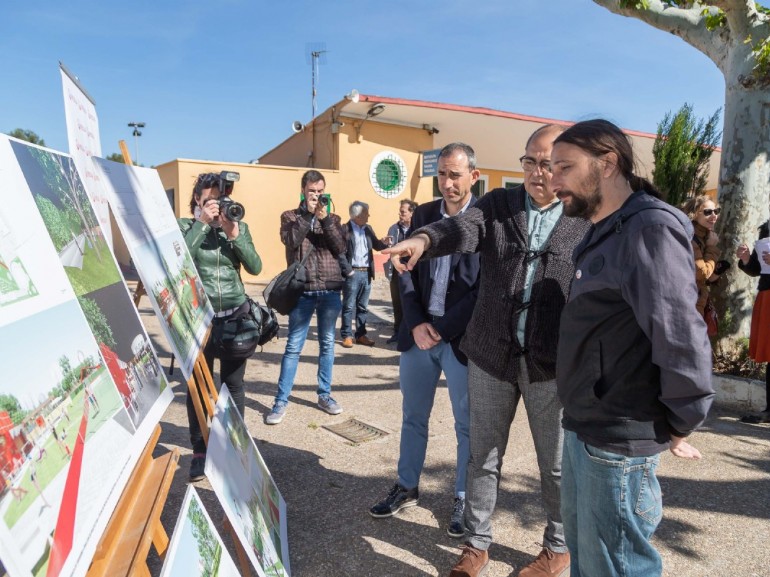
[341,337,354,348]
[355,335,375,347]
[449,545,489,577]
[518,548,570,577]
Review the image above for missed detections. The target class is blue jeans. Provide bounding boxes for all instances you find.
[341,270,371,338]
[397,341,470,497]
[275,290,342,404]
[561,430,663,577]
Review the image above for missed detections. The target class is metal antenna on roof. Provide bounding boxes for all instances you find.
[306,42,327,120]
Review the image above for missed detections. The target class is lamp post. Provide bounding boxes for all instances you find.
[127,122,145,164]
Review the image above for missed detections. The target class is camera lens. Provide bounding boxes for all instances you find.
[219,198,245,222]
[227,203,245,221]
[319,195,329,207]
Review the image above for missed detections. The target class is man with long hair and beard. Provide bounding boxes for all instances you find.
[551,119,714,577]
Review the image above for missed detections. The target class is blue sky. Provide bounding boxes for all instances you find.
[0,0,725,167]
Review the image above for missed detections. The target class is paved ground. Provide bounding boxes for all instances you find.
[140,278,770,577]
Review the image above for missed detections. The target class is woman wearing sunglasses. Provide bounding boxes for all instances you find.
[682,195,723,316]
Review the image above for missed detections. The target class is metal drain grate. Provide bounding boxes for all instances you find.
[323,418,389,443]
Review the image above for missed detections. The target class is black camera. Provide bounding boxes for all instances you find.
[215,171,244,221]
[318,194,331,208]
[218,197,245,222]
[218,171,239,193]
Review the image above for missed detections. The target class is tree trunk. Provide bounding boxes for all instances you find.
[714,44,770,346]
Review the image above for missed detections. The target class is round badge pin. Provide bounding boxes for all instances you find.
[575,269,582,279]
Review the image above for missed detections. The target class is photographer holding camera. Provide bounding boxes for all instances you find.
[265,169,347,425]
[179,171,262,481]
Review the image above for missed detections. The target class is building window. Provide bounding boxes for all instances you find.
[433,175,488,198]
[503,177,524,189]
[370,151,408,198]
[473,175,488,197]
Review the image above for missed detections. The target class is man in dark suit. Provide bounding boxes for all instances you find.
[340,201,389,348]
[369,142,480,540]
[384,126,589,577]
[385,199,418,344]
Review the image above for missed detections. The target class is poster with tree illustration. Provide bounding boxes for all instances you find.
[206,386,290,577]
[160,486,240,577]
[91,158,213,381]
[0,134,173,577]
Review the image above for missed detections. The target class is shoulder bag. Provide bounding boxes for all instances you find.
[263,246,314,315]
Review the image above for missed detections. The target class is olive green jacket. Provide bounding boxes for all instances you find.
[178,218,262,312]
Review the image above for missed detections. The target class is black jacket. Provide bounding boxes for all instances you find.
[341,222,388,282]
[417,186,590,383]
[738,221,770,292]
[398,197,480,364]
[557,191,714,455]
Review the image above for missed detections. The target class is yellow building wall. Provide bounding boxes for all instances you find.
[259,118,529,251]
[155,160,342,281]
[334,121,435,240]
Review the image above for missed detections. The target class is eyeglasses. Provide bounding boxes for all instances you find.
[519,155,551,173]
[702,208,721,216]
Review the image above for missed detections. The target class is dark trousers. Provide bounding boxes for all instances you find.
[390,273,403,333]
[766,365,770,411]
[186,336,247,454]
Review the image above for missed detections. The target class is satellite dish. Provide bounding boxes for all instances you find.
[345,89,360,103]
[292,121,304,133]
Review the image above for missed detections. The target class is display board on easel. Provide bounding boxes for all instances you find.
[59,62,111,248]
[91,157,214,381]
[0,134,173,577]
[207,386,290,577]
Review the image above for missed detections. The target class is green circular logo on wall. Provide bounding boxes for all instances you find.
[370,151,407,198]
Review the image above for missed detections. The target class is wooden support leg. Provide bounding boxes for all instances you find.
[222,514,252,576]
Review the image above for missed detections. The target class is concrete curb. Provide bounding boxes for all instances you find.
[712,373,766,411]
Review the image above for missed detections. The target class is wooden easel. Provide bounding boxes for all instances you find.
[85,142,181,576]
[87,425,179,576]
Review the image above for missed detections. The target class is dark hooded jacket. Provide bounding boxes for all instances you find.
[556,191,715,456]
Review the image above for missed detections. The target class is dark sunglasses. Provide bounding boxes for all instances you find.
[702,208,721,216]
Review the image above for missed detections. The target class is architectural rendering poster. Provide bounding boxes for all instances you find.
[0,134,172,577]
[92,158,213,381]
[206,386,290,577]
[59,64,110,247]
[160,486,240,577]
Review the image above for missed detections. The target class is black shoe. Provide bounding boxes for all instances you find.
[447,496,465,538]
[369,483,419,518]
[740,410,770,423]
[189,455,206,482]
[386,334,398,344]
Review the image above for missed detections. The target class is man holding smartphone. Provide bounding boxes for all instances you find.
[266,170,347,425]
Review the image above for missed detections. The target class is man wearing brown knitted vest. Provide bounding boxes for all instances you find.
[384,125,590,577]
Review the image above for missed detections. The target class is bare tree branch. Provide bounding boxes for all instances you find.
[712,0,756,37]
[592,1,729,68]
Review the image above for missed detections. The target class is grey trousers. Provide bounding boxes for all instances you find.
[464,359,567,553]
